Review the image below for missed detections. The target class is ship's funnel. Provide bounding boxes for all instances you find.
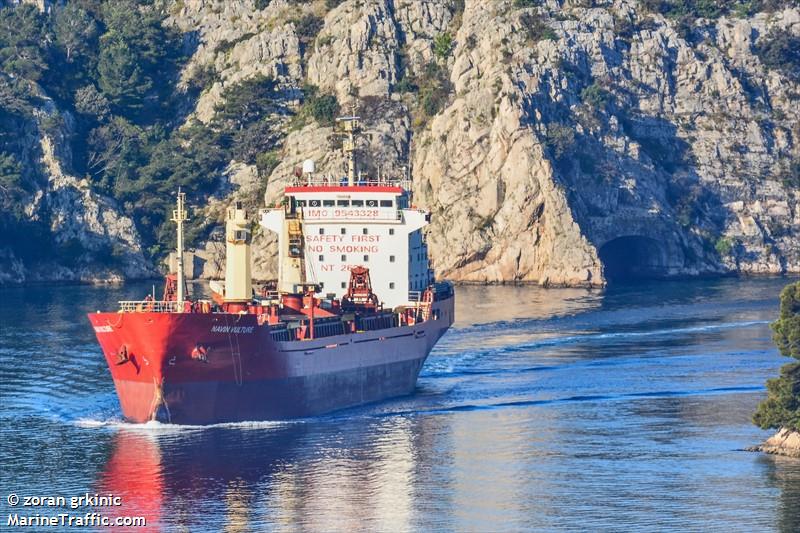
[224,202,252,303]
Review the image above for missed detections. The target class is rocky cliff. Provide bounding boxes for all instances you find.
[4,0,799,286]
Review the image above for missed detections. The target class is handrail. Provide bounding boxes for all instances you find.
[118,300,181,313]
[290,177,413,190]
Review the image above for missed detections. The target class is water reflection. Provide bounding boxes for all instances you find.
[4,277,800,531]
[453,285,602,327]
[760,455,800,533]
[96,416,448,531]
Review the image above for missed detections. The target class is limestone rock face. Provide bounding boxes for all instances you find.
[753,427,800,458]
[2,102,152,284]
[403,0,799,285]
[5,0,800,286]
[35,134,152,282]
[170,0,305,123]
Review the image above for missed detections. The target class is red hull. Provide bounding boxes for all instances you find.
[87,295,454,424]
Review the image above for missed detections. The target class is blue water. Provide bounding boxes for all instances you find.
[1,277,800,531]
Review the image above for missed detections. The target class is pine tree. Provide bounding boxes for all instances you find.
[754,282,800,431]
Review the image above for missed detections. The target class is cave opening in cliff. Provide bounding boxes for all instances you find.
[599,236,671,282]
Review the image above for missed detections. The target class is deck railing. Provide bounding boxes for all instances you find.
[118,300,181,313]
[290,177,413,190]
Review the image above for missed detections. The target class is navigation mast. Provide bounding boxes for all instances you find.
[336,103,362,186]
[171,189,189,309]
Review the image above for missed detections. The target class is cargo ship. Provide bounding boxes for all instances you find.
[87,113,454,424]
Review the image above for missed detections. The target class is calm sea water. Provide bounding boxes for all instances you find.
[1,277,800,532]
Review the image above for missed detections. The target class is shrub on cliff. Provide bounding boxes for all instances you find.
[417,62,452,117]
[755,29,800,83]
[307,93,340,126]
[433,33,454,60]
[754,282,800,432]
[521,12,557,43]
[544,123,576,161]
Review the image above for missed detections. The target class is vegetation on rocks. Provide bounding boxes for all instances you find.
[2,0,799,284]
[754,30,800,82]
[0,1,286,263]
[754,282,800,432]
[521,12,557,43]
[640,0,796,20]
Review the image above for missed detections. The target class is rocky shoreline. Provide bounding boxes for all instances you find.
[749,428,800,458]
[1,270,796,289]
[4,1,800,289]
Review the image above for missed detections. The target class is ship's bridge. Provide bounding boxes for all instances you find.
[260,179,432,310]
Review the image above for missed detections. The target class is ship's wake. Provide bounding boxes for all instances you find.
[21,317,772,430]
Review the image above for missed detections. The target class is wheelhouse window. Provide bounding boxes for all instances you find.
[337,200,349,206]
[233,229,250,243]
[380,200,393,207]
[351,199,364,207]
[366,199,378,207]
[322,199,335,207]
[309,199,321,207]
[295,199,307,207]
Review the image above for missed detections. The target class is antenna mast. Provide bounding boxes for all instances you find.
[171,189,189,309]
[337,102,361,186]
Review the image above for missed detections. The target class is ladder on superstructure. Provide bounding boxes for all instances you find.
[287,218,307,281]
[420,289,433,322]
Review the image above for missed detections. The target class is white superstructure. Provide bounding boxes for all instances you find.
[260,183,432,310]
[259,111,436,311]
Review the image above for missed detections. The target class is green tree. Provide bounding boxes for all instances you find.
[0,152,23,200]
[86,116,147,192]
[415,61,451,117]
[306,93,339,125]
[513,0,541,7]
[754,282,800,431]
[97,39,152,111]
[214,75,277,129]
[74,85,111,121]
[580,82,612,108]
[53,3,98,63]
[0,75,36,118]
[544,123,576,160]
[231,120,281,164]
[256,151,280,177]
[96,1,181,115]
[0,5,48,81]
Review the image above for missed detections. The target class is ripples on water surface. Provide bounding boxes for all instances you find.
[2,278,800,531]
